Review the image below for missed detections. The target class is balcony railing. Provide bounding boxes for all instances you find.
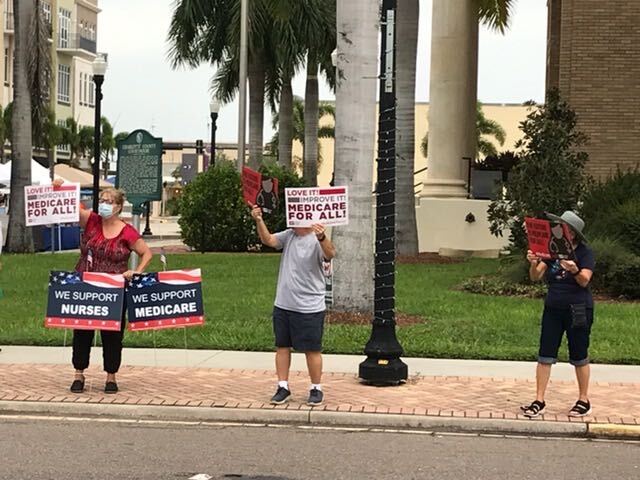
[4,11,14,31]
[58,34,96,54]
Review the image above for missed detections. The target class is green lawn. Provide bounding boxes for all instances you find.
[1,253,638,364]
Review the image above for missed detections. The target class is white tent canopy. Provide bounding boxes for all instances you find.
[0,160,55,187]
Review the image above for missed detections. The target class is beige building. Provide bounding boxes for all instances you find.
[0,0,100,164]
[292,102,529,190]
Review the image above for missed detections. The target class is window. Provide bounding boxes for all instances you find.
[57,64,70,104]
[88,80,95,107]
[58,8,71,48]
[42,2,51,24]
[4,0,13,31]
[4,48,9,86]
[79,72,85,106]
[89,24,96,41]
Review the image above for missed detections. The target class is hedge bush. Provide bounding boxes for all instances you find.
[178,161,306,252]
[178,162,254,252]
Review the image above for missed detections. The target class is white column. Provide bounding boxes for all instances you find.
[422,0,478,198]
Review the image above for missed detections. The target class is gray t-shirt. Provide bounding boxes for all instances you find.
[273,229,326,313]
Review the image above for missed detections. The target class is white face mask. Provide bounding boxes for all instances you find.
[98,203,115,218]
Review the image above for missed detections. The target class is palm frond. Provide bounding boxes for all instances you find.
[477,0,514,33]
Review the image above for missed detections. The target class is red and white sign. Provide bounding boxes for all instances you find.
[25,183,80,226]
[285,186,349,227]
[525,217,574,260]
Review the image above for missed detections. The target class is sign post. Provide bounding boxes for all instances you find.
[116,130,163,269]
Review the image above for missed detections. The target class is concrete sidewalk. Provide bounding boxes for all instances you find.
[1,346,639,439]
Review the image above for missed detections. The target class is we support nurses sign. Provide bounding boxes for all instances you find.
[126,269,204,331]
[285,186,348,227]
[46,271,125,331]
[25,183,80,226]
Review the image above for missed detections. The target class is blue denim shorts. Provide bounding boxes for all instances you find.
[273,306,325,352]
[538,305,594,366]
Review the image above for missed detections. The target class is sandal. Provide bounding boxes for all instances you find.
[521,400,546,418]
[568,400,592,417]
[70,377,85,394]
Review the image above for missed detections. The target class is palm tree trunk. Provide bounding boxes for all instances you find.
[303,58,319,186]
[248,55,265,170]
[331,0,378,313]
[6,0,34,253]
[277,79,293,169]
[395,0,419,257]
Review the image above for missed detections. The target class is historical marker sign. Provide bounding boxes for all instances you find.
[116,129,163,213]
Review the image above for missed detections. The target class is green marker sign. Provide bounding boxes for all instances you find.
[116,129,163,214]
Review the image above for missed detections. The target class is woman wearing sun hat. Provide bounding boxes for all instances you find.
[521,210,595,418]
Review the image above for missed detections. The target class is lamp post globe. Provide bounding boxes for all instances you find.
[92,53,108,213]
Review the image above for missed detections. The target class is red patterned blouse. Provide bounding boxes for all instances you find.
[75,212,141,274]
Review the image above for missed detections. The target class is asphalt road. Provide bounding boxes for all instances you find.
[1,416,639,480]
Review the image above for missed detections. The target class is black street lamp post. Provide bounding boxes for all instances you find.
[358,0,408,385]
[91,54,108,213]
[209,100,220,169]
[143,201,152,236]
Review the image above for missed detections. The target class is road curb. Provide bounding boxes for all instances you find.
[0,401,591,437]
[587,423,640,440]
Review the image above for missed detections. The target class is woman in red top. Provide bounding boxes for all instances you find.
[56,182,152,394]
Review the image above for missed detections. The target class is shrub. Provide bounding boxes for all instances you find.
[257,161,306,244]
[178,161,254,252]
[589,237,640,298]
[488,90,591,253]
[581,170,640,255]
[461,276,546,299]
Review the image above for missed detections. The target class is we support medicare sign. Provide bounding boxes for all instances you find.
[127,269,204,331]
[285,186,348,227]
[25,183,80,226]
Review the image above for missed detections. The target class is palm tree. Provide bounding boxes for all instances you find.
[331,0,379,313]
[395,0,420,257]
[6,0,39,253]
[169,0,276,169]
[421,102,506,159]
[38,107,62,180]
[100,117,115,178]
[268,96,335,169]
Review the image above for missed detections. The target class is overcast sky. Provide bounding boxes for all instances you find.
[97,0,547,143]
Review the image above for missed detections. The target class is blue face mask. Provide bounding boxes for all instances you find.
[98,203,114,218]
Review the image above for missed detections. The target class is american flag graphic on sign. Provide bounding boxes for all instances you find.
[45,271,125,331]
[127,269,204,331]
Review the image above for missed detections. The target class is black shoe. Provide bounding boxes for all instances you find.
[307,388,324,406]
[521,400,545,418]
[70,379,85,393]
[104,381,118,394]
[568,400,592,417]
[270,386,291,405]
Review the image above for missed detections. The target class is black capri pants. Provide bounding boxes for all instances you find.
[538,305,594,367]
[72,301,127,374]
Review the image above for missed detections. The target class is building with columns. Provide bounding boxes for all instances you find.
[0,0,100,165]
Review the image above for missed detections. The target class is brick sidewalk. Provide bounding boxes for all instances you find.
[1,364,638,425]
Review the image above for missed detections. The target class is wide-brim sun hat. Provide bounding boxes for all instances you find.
[545,210,587,243]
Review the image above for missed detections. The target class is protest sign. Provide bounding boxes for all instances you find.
[525,217,574,260]
[25,183,80,227]
[242,167,279,213]
[127,269,204,331]
[285,186,348,227]
[46,271,125,331]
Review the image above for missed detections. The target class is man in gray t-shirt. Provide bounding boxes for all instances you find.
[251,205,336,407]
